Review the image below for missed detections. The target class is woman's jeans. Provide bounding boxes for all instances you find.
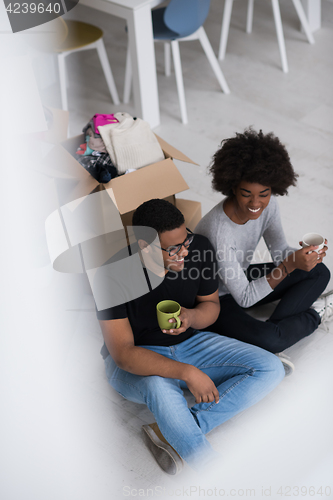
[209,262,330,353]
[104,331,284,470]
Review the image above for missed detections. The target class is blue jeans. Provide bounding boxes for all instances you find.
[104,331,284,470]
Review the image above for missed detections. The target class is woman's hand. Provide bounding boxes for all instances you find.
[316,238,328,263]
[286,239,328,272]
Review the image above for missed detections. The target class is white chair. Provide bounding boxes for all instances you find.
[123,0,230,125]
[218,0,315,73]
[54,20,120,110]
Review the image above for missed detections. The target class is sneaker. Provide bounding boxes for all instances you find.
[142,423,183,475]
[275,353,295,376]
[311,290,333,331]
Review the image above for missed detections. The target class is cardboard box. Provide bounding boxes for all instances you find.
[39,107,69,144]
[176,198,201,232]
[41,114,203,274]
[40,129,201,230]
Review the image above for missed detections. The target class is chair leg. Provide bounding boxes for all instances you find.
[271,0,289,73]
[198,28,230,94]
[123,43,132,104]
[58,53,68,111]
[164,43,171,77]
[218,0,234,60]
[246,0,254,33]
[96,38,120,105]
[291,0,315,44]
[170,40,188,125]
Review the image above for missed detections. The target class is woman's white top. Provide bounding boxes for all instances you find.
[195,196,295,308]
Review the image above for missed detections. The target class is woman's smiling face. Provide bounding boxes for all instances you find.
[233,181,272,222]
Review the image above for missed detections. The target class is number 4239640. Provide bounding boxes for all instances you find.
[6,3,61,14]
[276,485,331,496]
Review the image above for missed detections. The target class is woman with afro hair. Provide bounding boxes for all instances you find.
[195,128,332,373]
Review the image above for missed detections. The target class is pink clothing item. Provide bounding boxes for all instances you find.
[93,114,118,134]
[76,143,87,155]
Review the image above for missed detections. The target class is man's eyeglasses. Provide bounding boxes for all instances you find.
[151,228,195,257]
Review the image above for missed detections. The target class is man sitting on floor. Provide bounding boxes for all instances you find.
[96,198,285,474]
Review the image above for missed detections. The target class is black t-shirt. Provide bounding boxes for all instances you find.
[96,234,218,347]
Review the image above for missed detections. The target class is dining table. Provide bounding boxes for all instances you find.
[80,0,322,129]
[80,0,163,129]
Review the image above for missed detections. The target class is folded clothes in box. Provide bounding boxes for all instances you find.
[77,112,165,182]
[98,112,165,174]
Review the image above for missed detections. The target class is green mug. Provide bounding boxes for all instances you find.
[156,300,181,330]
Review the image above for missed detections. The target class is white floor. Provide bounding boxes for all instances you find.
[3,1,333,499]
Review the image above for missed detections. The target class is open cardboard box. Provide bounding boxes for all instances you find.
[40,130,202,232]
[41,114,204,274]
[37,107,69,144]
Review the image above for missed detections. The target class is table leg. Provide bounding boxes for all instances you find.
[301,0,321,32]
[127,5,160,128]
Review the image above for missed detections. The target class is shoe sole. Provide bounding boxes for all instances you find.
[142,425,183,475]
[281,360,294,376]
[275,354,295,377]
[319,290,333,330]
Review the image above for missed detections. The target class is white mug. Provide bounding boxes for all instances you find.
[301,233,325,254]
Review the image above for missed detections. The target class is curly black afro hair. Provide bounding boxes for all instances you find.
[210,128,298,197]
[132,199,185,243]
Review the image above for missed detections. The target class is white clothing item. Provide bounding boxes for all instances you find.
[98,112,164,174]
[97,112,137,167]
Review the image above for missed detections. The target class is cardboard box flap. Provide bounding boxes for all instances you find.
[43,142,90,181]
[67,175,100,203]
[61,134,85,156]
[42,107,69,145]
[104,158,189,215]
[154,134,198,165]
